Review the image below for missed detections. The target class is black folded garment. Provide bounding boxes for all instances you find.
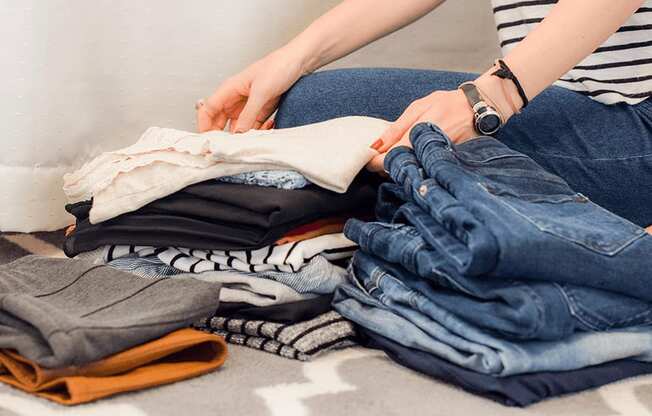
[361,328,652,407]
[64,177,378,257]
[217,295,333,324]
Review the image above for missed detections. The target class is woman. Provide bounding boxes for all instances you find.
[196,0,652,228]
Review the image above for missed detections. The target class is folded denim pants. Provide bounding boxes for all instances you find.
[345,211,652,340]
[332,252,652,376]
[362,327,652,407]
[383,123,652,301]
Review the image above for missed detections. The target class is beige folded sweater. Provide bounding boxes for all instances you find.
[64,116,389,224]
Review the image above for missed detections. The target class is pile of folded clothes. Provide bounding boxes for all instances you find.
[62,116,389,361]
[332,122,652,407]
[0,256,227,405]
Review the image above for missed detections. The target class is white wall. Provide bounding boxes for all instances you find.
[0,0,499,232]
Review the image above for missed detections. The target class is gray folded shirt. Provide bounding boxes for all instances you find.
[0,255,221,368]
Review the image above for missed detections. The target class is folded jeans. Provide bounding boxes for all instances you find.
[332,254,652,376]
[361,328,652,407]
[382,123,652,300]
[344,204,652,340]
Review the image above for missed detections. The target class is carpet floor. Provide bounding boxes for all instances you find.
[0,231,650,416]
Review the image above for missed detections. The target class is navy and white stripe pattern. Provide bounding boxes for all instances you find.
[491,0,652,104]
[104,245,164,261]
[105,233,357,274]
[159,249,349,295]
[103,236,354,294]
[194,311,357,361]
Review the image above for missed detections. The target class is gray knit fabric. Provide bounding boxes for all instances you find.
[0,255,221,368]
[194,310,357,361]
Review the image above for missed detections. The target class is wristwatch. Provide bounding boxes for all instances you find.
[459,82,503,136]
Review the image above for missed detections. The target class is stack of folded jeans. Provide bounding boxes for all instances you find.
[332,122,652,406]
[62,117,387,360]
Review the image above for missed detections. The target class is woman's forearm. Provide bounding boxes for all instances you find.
[286,0,445,74]
[476,0,644,119]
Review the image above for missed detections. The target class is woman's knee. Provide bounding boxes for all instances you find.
[275,68,476,128]
[275,69,367,128]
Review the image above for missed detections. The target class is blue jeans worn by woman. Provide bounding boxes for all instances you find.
[274,68,652,227]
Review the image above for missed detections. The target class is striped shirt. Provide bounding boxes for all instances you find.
[491,0,652,105]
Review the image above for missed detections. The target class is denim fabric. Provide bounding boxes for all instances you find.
[362,328,652,407]
[332,255,652,376]
[379,123,652,301]
[107,255,184,279]
[275,68,652,227]
[218,170,310,190]
[345,216,652,340]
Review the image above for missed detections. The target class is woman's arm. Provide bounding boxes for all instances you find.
[291,0,446,74]
[369,0,646,170]
[198,0,444,133]
[475,0,646,119]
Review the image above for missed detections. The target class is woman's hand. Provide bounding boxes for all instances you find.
[366,89,476,173]
[197,47,308,133]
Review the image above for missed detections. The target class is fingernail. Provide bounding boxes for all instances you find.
[270,119,275,129]
[195,99,205,110]
[370,138,384,150]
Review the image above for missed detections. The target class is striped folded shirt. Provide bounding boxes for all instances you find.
[194,311,358,361]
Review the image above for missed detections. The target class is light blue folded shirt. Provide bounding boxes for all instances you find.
[218,170,310,190]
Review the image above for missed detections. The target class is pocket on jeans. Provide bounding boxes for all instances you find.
[559,283,652,331]
[484,182,646,256]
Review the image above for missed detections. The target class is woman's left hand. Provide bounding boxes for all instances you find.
[366,89,476,173]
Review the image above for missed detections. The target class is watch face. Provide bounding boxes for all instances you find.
[477,113,501,135]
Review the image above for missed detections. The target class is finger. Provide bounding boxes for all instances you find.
[224,100,247,133]
[257,97,280,127]
[233,91,268,133]
[261,118,275,130]
[366,153,386,173]
[375,126,414,155]
[205,79,242,116]
[211,112,228,131]
[385,126,416,152]
[376,100,427,153]
[203,79,249,132]
[197,107,215,133]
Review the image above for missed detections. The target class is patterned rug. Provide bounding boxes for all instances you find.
[0,232,651,416]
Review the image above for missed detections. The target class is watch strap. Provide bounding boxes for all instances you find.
[459,82,483,108]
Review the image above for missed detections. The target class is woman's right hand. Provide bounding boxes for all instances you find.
[197,47,308,133]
